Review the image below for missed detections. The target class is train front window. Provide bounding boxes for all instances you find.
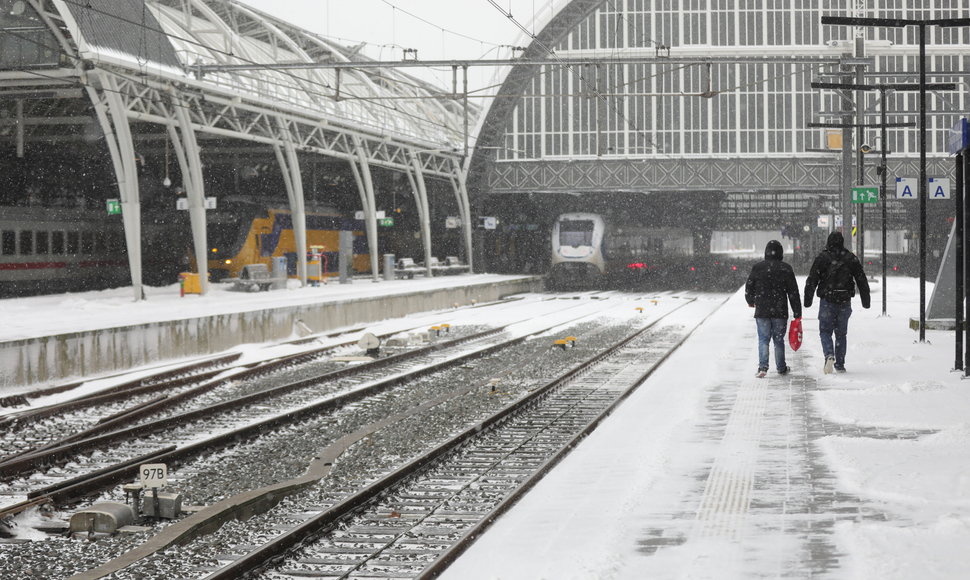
[559,220,594,247]
[207,223,243,258]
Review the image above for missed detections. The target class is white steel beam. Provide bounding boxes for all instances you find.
[87,73,144,301]
[351,138,381,281]
[275,124,309,286]
[172,100,210,294]
[407,153,434,278]
[449,162,475,274]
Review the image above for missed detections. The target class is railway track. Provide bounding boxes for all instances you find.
[197,295,724,579]
[47,293,724,580]
[0,295,541,469]
[0,294,624,521]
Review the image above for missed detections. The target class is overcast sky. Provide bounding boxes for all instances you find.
[241,0,555,89]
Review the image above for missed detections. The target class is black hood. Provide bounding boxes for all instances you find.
[826,232,845,251]
[764,239,784,260]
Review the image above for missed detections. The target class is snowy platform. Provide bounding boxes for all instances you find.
[443,276,970,580]
[0,274,540,391]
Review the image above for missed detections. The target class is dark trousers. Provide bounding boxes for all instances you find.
[818,298,852,368]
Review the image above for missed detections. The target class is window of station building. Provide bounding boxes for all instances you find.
[81,231,94,254]
[66,231,79,254]
[35,230,49,255]
[1,230,14,255]
[51,231,65,255]
[19,230,32,255]
[0,0,61,69]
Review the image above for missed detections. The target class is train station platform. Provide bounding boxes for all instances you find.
[443,276,970,580]
[0,274,541,392]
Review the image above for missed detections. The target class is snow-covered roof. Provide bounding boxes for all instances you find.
[59,0,468,147]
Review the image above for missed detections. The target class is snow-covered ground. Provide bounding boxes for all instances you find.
[444,275,970,579]
[4,274,968,578]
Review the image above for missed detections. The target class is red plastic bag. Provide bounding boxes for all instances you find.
[789,317,803,351]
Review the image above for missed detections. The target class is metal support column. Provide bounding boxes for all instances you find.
[272,131,308,287]
[85,75,144,301]
[406,154,434,278]
[172,101,209,294]
[449,161,475,274]
[350,140,380,281]
[284,140,308,286]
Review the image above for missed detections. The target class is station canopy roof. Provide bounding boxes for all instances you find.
[58,0,469,149]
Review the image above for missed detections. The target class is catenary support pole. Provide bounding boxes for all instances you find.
[880,88,889,316]
[855,35,866,259]
[918,23,928,342]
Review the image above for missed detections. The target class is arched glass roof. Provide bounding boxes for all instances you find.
[58,0,468,148]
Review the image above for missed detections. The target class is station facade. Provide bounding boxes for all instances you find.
[467,0,970,272]
[1,1,970,292]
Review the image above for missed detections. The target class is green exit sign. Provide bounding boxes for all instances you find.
[106,199,121,215]
[379,217,394,227]
[851,186,879,204]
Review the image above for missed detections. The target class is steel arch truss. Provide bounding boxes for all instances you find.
[484,156,953,195]
[107,73,458,178]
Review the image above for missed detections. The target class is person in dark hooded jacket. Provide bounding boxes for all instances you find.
[803,231,870,374]
[745,240,801,377]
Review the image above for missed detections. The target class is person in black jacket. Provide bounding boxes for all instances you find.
[803,231,871,374]
[745,240,802,378]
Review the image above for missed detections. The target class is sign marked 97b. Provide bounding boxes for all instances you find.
[140,463,168,488]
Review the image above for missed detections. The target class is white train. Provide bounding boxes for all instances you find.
[549,212,749,289]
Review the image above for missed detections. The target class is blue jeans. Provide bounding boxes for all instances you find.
[756,317,787,371]
[818,299,852,367]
